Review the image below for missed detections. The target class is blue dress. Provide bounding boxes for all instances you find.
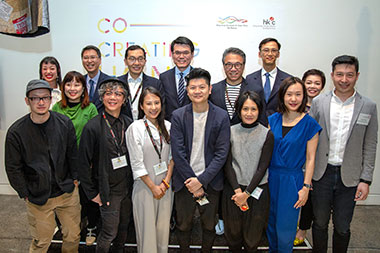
[267,112,321,252]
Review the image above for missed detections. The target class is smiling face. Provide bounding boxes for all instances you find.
[240,98,259,125]
[64,77,84,103]
[140,92,161,123]
[259,41,280,70]
[125,48,146,79]
[331,64,359,100]
[102,86,126,116]
[172,44,194,71]
[41,63,58,87]
[284,82,304,112]
[223,53,245,85]
[304,74,323,99]
[25,89,51,116]
[82,49,101,77]
[186,78,211,105]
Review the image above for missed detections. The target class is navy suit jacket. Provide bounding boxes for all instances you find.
[117,73,165,119]
[245,68,291,126]
[209,78,264,125]
[85,71,111,112]
[159,67,191,121]
[170,102,230,192]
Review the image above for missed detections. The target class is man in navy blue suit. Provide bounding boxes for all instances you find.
[246,38,292,126]
[160,36,194,121]
[81,45,111,112]
[171,68,230,252]
[118,45,164,120]
[210,47,255,126]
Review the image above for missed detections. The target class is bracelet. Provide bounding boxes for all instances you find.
[303,183,312,189]
[244,190,251,196]
[162,179,170,189]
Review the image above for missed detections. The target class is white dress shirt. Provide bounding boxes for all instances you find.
[128,73,143,120]
[261,67,278,91]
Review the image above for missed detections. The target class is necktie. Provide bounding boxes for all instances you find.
[178,72,185,105]
[89,79,95,101]
[264,72,271,103]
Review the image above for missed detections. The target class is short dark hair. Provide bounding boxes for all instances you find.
[170,36,194,53]
[332,55,359,73]
[60,71,90,109]
[138,86,170,143]
[39,56,62,86]
[99,79,130,104]
[235,90,263,120]
[302,69,326,89]
[124,45,146,60]
[278,77,307,113]
[185,68,211,86]
[259,38,281,51]
[81,45,101,58]
[222,47,246,64]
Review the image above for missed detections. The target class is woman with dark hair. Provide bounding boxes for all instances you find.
[52,71,99,245]
[222,90,274,252]
[126,86,173,253]
[266,77,321,252]
[39,56,62,107]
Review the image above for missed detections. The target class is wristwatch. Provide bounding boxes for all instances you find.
[303,183,312,189]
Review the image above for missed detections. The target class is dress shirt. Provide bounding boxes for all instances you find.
[128,73,143,120]
[261,67,278,91]
[86,70,100,93]
[328,90,356,165]
[175,66,191,93]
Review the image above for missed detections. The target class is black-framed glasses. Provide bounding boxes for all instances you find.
[224,62,244,70]
[127,57,146,63]
[28,96,52,103]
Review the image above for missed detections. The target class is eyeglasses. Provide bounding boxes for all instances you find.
[261,48,279,54]
[28,96,52,103]
[224,62,244,70]
[173,51,191,56]
[104,91,125,98]
[82,56,99,61]
[127,57,146,63]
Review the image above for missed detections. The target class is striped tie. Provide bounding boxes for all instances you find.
[178,72,185,105]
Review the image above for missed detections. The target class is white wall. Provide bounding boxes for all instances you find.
[1,0,380,204]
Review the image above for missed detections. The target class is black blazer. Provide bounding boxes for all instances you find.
[85,71,111,111]
[245,68,292,126]
[159,67,191,121]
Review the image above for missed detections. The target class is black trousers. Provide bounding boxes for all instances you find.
[222,183,270,253]
[174,186,220,253]
[79,184,100,229]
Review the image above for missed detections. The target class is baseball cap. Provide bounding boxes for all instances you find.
[26,79,53,96]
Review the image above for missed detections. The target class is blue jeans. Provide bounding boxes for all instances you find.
[311,164,357,253]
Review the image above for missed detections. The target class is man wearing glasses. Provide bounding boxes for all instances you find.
[246,38,292,126]
[210,47,256,125]
[160,36,194,121]
[118,45,164,120]
[5,79,81,252]
[81,45,111,111]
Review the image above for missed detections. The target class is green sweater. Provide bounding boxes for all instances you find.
[52,102,98,146]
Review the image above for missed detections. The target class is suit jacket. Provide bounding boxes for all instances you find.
[85,71,111,111]
[245,68,292,126]
[209,78,263,125]
[170,102,231,192]
[117,72,165,119]
[159,67,191,121]
[309,91,378,187]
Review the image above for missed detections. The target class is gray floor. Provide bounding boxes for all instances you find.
[0,194,379,252]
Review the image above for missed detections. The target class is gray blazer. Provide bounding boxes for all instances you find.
[309,91,378,187]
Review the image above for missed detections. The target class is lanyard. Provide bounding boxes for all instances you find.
[102,112,125,156]
[130,81,143,105]
[143,119,163,162]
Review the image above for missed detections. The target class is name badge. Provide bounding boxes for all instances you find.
[251,186,263,200]
[196,196,210,206]
[153,161,168,176]
[357,113,371,126]
[111,155,128,170]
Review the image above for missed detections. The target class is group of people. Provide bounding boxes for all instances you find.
[4,36,378,253]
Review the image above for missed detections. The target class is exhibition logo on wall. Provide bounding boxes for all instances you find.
[216,16,248,29]
[253,16,276,30]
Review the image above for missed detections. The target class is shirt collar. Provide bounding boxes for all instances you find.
[261,67,277,77]
[128,72,143,84]
[87,70,101,84]
[175,65,191,77]
[332,89,356,104]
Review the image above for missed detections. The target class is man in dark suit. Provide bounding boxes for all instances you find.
[171,68,230,252]
[210,47,255,125]
[246,38,292,126]
[118,45,164,120]
[81,45,111,112]
[160,36,194,121]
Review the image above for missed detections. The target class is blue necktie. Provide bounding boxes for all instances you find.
[264,72,271,103]
[89,79,95,101]
[178,73,185,105]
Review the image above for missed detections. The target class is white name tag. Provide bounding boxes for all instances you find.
[196,196,210,206]
[357,113,371,126]
[251,186,263,200]
[111,155,128,170]
[153,161,168,176]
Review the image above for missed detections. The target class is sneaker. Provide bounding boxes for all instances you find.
[86,226,97,246]
[215,219,224,235]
